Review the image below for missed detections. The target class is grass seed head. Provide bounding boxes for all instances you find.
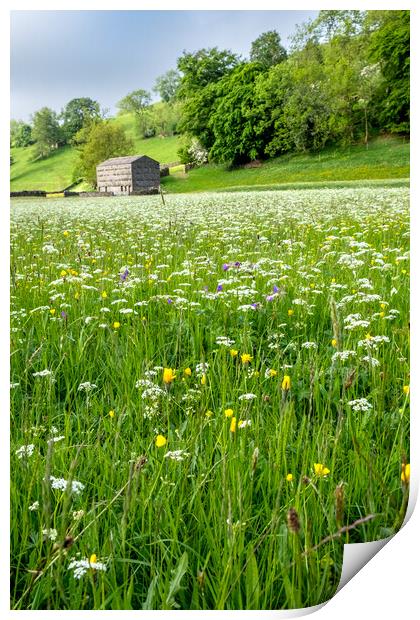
[287,508,301,534]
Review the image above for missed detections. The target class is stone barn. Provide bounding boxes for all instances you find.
[96,155,160,195]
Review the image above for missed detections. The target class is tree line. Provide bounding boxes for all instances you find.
[10,10,409,184]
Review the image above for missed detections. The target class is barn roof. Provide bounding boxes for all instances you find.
[97,155,159,168]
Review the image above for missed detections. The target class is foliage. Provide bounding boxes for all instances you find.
[10,120,33,148]
[176,11,409,164]
[367,10,410,133]
[177,137,208,165]
[177,47,240,98]
[31,107,64,159]
[250,30,287,69]
[154,69,181,102]
[117,89,151,118]
[61,98,101,142]
[74,122,134,186]
[178,83,219,151]
[209,63,265,164]
[134,101,182,139]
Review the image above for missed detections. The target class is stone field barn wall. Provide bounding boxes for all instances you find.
[96,155,160,195]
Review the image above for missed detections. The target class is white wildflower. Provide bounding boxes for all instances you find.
[164,450,190,462]
[16,444,35,459]
[331,350,356,362]
[301,341,317,349]
[215,336,235,347]
[32,369,54,378]
[68,558,107,579]
[77,382,97,392]
[348,398,373,412]
[195,362,209,375]
[362,356,380,367]
[238,393,257,401]
[50,476,85,496]
[42,528,58,542]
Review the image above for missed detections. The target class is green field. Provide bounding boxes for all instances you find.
[162,137,409,193]
[10,112,181,192]
[11,128,408,194]
[11,188,409,610]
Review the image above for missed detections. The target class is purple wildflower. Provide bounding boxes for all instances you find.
[216,284,223,292]
[222,263,229,272]
[273,285,279,294]
[120,268,129,282]
[167,298,173,304]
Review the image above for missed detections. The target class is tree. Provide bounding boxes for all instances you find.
[367,10,410,133]
[117,89,151,117]
[31,107,63,158]
[10,120,33,147]
[148,101,182,137]
[250,31,287,70]
[177,47,240,97]
[354,63,383,144]
[154,69,181,102]
[209,63,266,164]
[178,82,219,150]
[117,89,152,138]
[61,97,101,142]
[74,122,134,186]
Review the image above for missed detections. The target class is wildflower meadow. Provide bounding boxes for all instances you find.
[10,187,409,610]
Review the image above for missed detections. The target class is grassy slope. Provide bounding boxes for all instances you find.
[10,113,181,192]
[112,114,181,162]
[11,126,408,194]
[162,136,409,193]
[10,145,79,192]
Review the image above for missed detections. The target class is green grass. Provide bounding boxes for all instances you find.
[10,188,409,610]
[112,113,181,162]
[10,112,181,192]
[162,136,409,193]
[11,131,408,195]
[10,145,79,192]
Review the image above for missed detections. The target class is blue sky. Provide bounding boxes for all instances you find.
[11,10,318,121]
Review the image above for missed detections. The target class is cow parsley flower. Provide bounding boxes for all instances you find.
[77,382,97,392]
[216,336,235,347]
[49,476,85,496]
[331,350,356,362]
[347,398,373,412]
[68,557,107,579]
[164,450,190,461]
[42,528,58,542]
[16,444,35,459]
[33,369,54,378]
[238,393,257,401]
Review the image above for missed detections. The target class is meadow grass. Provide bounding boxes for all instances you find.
[10,188,409,610]
[11,133,408,194]
[10,112,181,192]
[162,136,409,193]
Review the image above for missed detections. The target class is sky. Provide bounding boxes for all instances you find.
[10,10,318,121]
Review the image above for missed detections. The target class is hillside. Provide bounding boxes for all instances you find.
[161,136,409,193]
[10,112,181,192]
[10,126,408,194]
